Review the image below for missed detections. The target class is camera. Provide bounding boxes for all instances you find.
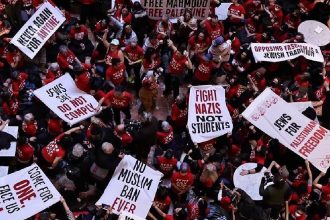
[264,172,274,184]
[123,119,142,133]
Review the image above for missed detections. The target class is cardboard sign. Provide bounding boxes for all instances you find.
[242,88,330,172]
[96,155,163,218]
[251,43,324,63]
[0,164,61,219]
[187,85,233,143]
[11,1,65,59]
[33,73,98,126]
[140,0,211,20]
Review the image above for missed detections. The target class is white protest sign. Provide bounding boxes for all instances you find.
[289,101,319,123]
[215,3,232,20]
[251,43,324,63]
[33,73,98,126]
[96,155,163,218]
[140,0,211,20]
[242,88,330,173]
[0,126,18,157]
[187,85,233,143]
[0,167,8,177]
[233,163,271,201]
[119,212,146,220]
[11,1,65,59]
[0,164,61,219]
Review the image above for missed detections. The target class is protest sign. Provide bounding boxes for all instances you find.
[0,126,18,157]
[33,73,98,126]
[0,164,61,219]
[289,101,319,123]
[187,85,233,143]
[242,88,330,172]
[96,155,163,218]
[251,43,324,63]
[0,167,8,177]
[233,163,271,200]
[119,212,146,220]
[140,0,211,20]
[11,1,65,59]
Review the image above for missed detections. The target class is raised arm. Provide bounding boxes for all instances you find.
[313,172,326,190]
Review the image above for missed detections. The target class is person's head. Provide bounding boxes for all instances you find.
[139,111,152,123]
[114,85,125,97]
[132,1,143,11]
[49,63,59,72]
[156,186,168,200]
[59,45,69,54]
[183,10,192,21]
[110,39,119,51]
[90,125,102,141]
[164,149,174,159]
[74,21,80,29]
[148,32,158,45]
[124,24,132,34]
[101,142,114,154]
[210,14,218,25]
[24,113,34,122]
[130,39,138,48]
[58,134,72,148]
[295,33,304,42]
[121,7,128,16]
[240,51,248,60]
[71,143,84,159]
[256,67,266,78]
[253,0,261,5]
[175,94,186,107]
[111,57,121,68]
[161,121,171,132]
[180,162,189,174]
[231,0,238,4]
[161,14,169,23]
[144,47,157,61]
[273,173,285,187]
[196,30,206,41]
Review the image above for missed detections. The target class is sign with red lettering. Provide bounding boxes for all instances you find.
[251,43,324,63]
[242,88,330,173]
[96,155,163,218]
[140,0,211,20]
[0,164,61,219]
[187,85,233,143]
[11,1,65,59]
[33,73,98,126]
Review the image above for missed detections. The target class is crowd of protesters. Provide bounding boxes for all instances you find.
[0,0,330,219]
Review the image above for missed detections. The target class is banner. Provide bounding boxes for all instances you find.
[33,73,98,126]
[96,155,163,218]
[187,85,233,143]
[251,43,324,63]
[119,212,146,220]
[140,0,211,20]
[0,164,61,219]
[11,1,65,59]
[242,88,330,172]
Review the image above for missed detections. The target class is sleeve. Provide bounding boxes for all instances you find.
[57,55,69,69]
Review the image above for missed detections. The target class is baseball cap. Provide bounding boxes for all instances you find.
[110,39,119,46]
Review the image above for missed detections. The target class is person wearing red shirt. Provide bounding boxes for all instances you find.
[187,31,211,58]
[16,136,34,166]
[153,187,172,213]
[201,14,224,40]
[164,40,192,98]
[57,45,81,72]
[10,71,28,98]
[313,172,330,203]
[41,126,84,169]
[106,58,126,87]
[247,67,267,93]
[75,65,91,93]
[103,38,124,66]
[48,114,63,136]
[114,7,132,24]
[170,95,188,131]
[114,124,133,147]
[43,63,62,85]
[22,113,38,137]
[227,0,245,25]
[171,162,195,201]
[123,40,144,92]
[156,149,177,177]
[244,0,262,18]
[141,47,161,74]
[69,22,88,41]
[193,54,220,85]
[156,121,174,149]
[97,86,133,125]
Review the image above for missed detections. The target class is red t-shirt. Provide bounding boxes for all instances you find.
[75,71,91,92]
[198,139,216,152]
[106,49,120,66]
[48,118,63,135]
[103,90,132,109]
[203,20,223,40]
[194,60,215,82]
[250,71,266,91]
[171,171,195,193]
[41,133,66,163]
[157,156,177,175]
[154,195,172,212]
[321,185,330,202]
[22,121,38,136]
[228,4,245,23]
[57,50,76,69]
[69,25,88,40]
[16,143,34,163]
[188,35,211,51]
[124,45,144,62]
[2,99,19,116]
[106,63,126,85]
[156,127,174,145]
[168,52,188,75]
[142,57,161,71]
[171,104,188,127]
